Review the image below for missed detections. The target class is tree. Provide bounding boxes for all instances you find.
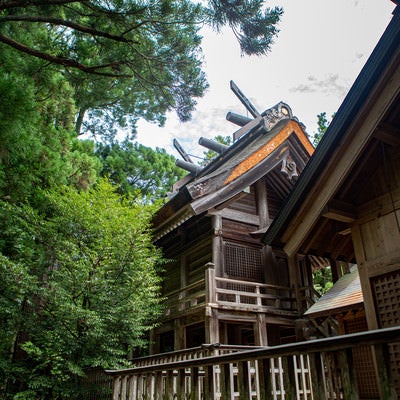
[0,181,163,399]
[96,140,185,201]
[311,112,335,146]
[0,0,283,139]
[0,50,100,203]
[313,267,333,295]
[199,134,232,166]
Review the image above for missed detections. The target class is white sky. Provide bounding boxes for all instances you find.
[136,0,395,161]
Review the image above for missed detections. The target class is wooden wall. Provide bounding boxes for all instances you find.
[352,145,400,330]
[157,216,212,295]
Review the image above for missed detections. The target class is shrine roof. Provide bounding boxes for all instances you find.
[304,268,363,318]
[152,104,314,239]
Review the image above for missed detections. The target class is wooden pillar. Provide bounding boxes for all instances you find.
[205,263,216,304]
[255,313,268,346]
[180,254,187,288]
[288,255,301,314]
[205,308,219,345]
[149,328,156,355]
[257,179,273,284]
[205,262,219,344]
[256,179,271,227]
[374,343,398,399]
[331,259,340,283]
[351,224,379,330]
[211,215,223,277]
[338,349,359,399]
[175,319,185,350]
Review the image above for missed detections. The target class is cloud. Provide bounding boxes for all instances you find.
[136,103,245,159]
[290,74,348,97]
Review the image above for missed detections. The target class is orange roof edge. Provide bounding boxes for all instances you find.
[224,120,314,185]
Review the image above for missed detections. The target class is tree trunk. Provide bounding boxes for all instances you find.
[75,107,87,135]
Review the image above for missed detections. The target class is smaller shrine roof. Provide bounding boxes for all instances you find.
[304,267,363,318]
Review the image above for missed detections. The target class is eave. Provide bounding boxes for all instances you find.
[153,118,313,241]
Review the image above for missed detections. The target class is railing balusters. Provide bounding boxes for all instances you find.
[338,349,358,400]
[374,342,398,400]
[220,363,233,399]
[113,376,121,400]
[128,375,137,400]
[237,360,250,399]
[176,368,185,400]
[120,375,127,400]
[153,371,162,400]
[282,356,296,400]
[107,327,400,400]
[204,365,216,400]
[257,358,272,399]
[190,367,199,400]
[308,352,326,400]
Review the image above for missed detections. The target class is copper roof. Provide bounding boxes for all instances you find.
[304,268,363,318]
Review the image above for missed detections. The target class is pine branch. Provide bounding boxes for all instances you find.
[0,34,133,77]
[0,15,132,43]
[0,0,83,10]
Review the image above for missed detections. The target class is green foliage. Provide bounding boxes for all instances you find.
[0,45,101,202]
[313,267,333,295]
[207,0,283,55]
[96,140,185,201]
[200,134,232,166]
[311,112,335,146]
[0,0,282,139]
[0,182,163,399]
[0,2,285,397]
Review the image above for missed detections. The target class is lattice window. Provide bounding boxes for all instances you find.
[372,271,400,397]
[344,317,379,398]
[372,271,400,328]
[223,242,263,282]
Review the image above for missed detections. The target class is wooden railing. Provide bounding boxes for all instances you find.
[163,279,206,317]
[299,285,321,308]
[131,344,262,368]
[106,326,400,400]
[214,276,296,311]
[163,263,298,318]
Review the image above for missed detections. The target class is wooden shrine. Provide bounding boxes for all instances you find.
[107,3,400,399]
[150,83,316,354]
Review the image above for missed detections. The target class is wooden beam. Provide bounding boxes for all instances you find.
[322,200,356,223]
[233,115,263,141]
[256,178,270,227]
[338,227,352,235]
[302,218,330,253]
[208,208,260,226]
[374,123,400,147]
[213,190,248,210]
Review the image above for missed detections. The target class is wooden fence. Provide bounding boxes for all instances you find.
[163,264,303,318]
[131,344,262,368]
[106,326,400,400]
